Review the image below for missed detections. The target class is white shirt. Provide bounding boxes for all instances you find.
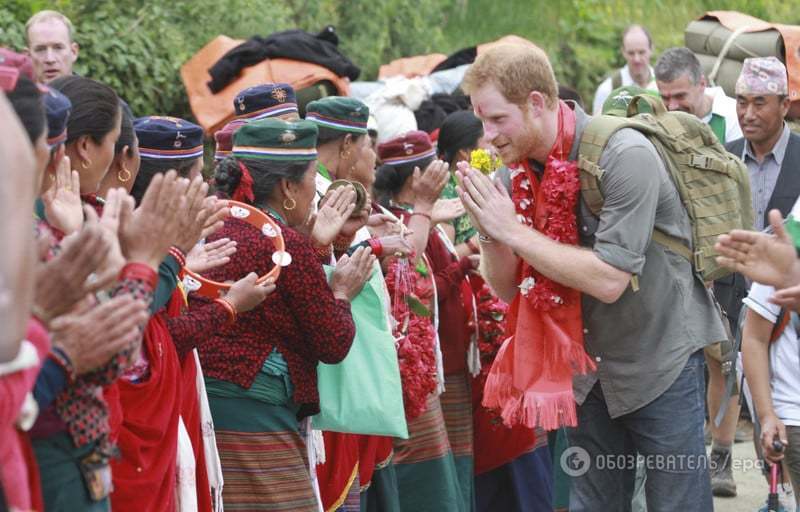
[315,171,332,203]
[701,86,742,144]
[592,64,658,115]
[743,282,800,426]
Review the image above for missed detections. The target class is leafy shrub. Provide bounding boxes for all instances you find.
[0,0,450,120]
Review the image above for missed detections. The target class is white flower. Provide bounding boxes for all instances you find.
[516,214,528,224]
[519,198,531,210]
[510,167,525,179]
[520,179,530,190]
[552,295,564,304]
[519,276,536,295]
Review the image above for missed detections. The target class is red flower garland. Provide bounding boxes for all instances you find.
[482,101,594,431]
[509,156,580,311]
[473,285,509,386]
[470,283,509,429]
[384,258,438,420]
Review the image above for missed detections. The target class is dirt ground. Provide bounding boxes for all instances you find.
[713,439,786,512]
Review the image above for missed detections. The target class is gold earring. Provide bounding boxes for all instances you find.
[81,159,91,170]
[283,197,297,211]
[117,165,132,183]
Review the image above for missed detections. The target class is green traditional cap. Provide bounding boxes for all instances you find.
[233,118,318,162]
[602,85,661,117]
[305,96,369,135]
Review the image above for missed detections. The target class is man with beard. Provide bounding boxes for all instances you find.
[457,43,726,511]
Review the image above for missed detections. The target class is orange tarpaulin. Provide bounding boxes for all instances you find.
[378,54,448,80]
[180,35,350,135]
[376,35,540,80]
[702,11,800,117]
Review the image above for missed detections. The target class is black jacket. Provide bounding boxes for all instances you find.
[207,27,360,93]
[714,131,800,330]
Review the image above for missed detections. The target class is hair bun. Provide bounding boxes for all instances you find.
[374,164,400,193]
[212,156,242,197]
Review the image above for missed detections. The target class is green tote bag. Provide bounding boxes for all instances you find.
[313,266,409,439]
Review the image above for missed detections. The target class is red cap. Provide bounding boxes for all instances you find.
[0,48,34,80]
[213,119,246,161]
[378,130,436,166]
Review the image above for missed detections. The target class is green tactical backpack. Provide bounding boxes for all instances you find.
[578,94,754,285]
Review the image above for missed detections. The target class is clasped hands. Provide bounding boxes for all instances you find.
[454,161,523,246]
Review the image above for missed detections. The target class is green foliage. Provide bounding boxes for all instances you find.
[70,6,191,117]
[0,0,449,120]
[0,8,26,49]
[440,0,800,110]
[4,0,798,121]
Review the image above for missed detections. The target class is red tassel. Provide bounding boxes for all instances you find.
[232,161,255,203]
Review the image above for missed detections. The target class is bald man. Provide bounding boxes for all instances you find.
[592,25,658,115]
[24,10,79,84]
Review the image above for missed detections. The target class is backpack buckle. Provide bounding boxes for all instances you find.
[690,154,709,169]
[694,250,705,271]
[721,360,733,375]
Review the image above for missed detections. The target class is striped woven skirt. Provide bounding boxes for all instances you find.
[440,373,475,511]
[208,394,317,511]
[393,394,462,512]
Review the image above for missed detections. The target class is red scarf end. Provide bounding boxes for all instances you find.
[541,340,597,380]
[482,375,578,431]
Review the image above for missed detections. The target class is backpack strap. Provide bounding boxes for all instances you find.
[578,112,698,288]
[771,308,791,343]
[578,115,650,291]
[578,114,660,216]
[611,69,623,90]
[651,230,693,262]
[578,115,635,215]
[578,158,605,217]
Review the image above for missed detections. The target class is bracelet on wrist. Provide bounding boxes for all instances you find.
[333,235,355,253]
[120,262,159,289]
[168,247,187,268]
[214,298,237,325]
[367,238,383,257]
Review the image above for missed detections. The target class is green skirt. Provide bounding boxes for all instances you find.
[393,394,462,512]
[31,432,109,512]
[207,372,317,511]
[440,373,475,511]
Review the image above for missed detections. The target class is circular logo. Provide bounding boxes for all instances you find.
[560,446,591,477]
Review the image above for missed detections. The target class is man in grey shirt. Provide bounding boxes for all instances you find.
[459,44,726,511]
[655,46,746,498]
